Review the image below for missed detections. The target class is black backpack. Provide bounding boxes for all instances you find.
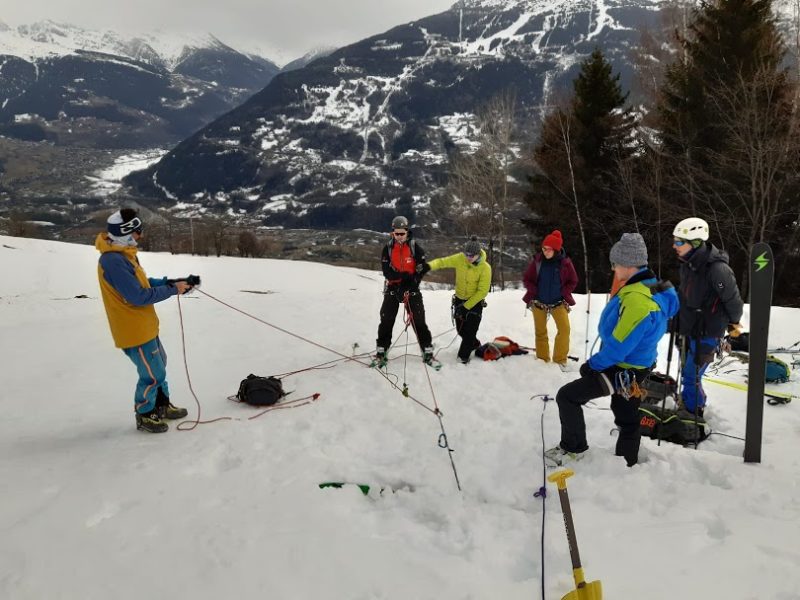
[237,375,284,406]
[639,404,708,446]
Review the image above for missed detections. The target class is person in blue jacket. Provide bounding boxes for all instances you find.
[96,208,195,433]
[545,233,679,467]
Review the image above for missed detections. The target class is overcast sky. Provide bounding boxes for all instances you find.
[2,0,457,65]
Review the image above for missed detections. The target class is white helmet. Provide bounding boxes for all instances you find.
[673,217,709,241]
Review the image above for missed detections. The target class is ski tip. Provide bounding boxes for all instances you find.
[319,482,371,495]
[318,481,415,495]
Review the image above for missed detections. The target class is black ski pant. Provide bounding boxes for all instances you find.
[454,301,483,362]
[556,368,647,466]
[376,287,432,351]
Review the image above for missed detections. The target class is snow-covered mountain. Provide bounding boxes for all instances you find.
[0,20,281,147]
[124,0,799,228]
[281,46,337,72]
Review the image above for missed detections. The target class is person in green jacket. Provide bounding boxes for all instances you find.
[422,236,492,364]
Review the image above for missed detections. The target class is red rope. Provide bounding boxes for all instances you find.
[175,293,234,430]
[403,293,442,414]
[196,288,440,415]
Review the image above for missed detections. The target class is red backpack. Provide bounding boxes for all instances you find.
[476,336,527,361]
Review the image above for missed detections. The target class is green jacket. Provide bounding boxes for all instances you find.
[428,249,492,309]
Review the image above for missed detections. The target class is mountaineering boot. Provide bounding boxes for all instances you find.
[371,349,388,369]
[135,409,169,433]
[544,445,586,468]
[422,347,434,365]
[156,387,188,420]
[161,403,188,420]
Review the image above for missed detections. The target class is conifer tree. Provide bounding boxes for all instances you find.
[657,0,800,294]
[525,49,636,292]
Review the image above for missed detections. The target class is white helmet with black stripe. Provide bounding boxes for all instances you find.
[673,217,709,241]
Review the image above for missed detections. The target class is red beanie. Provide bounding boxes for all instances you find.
[542,230,563,251]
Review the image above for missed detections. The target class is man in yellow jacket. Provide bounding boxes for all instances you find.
[96,208,194,433]
[423,237,492,364]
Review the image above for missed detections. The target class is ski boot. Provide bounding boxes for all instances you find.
[135,408,168,433]
[422,347,434,365]
[156,387,188,420]
[370,349,388,369]
[544,445,586,468]
[422,347,442,371]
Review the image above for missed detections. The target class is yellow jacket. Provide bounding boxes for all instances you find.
[428,249,492,309]
[96,233,175,349]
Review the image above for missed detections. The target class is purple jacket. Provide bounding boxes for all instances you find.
[522,251,579,306]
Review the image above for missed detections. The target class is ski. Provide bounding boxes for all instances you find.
[745,242,774,463]
[318,482,413,495]
[703,376,794,401]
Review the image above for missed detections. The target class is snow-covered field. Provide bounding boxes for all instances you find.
[85,149,169,197]
[1,235,799,600]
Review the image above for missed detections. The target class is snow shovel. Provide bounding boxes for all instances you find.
[547,469,603,600]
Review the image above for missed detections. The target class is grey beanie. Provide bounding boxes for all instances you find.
[463,236,481,256]
[609,233,648,267]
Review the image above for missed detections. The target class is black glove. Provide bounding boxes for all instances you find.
[416,262,431,276]
[168,275,201,287]
[579,362,594,378]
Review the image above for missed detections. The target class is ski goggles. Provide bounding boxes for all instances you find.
[673,238,689,247]
[108,217,144,237]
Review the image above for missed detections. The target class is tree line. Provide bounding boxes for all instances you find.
[443,0,800,305]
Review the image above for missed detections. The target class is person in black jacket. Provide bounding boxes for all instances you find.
[374,216,433,366]
[672,217,744,415]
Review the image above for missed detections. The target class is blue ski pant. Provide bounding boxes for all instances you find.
[122,337,170,414]
[680,337,718,412]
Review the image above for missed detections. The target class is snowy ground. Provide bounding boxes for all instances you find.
[1,235,799,600]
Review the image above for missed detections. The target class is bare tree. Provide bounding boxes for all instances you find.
[208,216,234,257]
[7,211,40,238]
[238,231,259,258]
[661,65,800,296]
[446,91,519,288]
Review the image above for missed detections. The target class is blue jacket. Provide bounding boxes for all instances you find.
[588,269,679,371]
[96,233,177,348]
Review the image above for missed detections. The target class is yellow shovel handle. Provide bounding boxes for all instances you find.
[547,468,574,490]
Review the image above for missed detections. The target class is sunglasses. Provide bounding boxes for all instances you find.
[673,238,689,247]
[393,231,407,237]
[464,252,477,259]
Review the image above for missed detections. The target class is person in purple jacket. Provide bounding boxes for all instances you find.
[522,230,578,365]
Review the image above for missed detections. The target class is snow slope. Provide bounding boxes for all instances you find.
[1,235,799,600]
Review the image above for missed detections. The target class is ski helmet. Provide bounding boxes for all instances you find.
[673,217,709,241]
[391,216,409,230]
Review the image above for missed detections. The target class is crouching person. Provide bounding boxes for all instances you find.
[546,233,678,467]
[96,209,195,433]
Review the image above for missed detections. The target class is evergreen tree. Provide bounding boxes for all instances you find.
[656,0,800,295]
[524,49,636,292]
[660,0,787,161]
